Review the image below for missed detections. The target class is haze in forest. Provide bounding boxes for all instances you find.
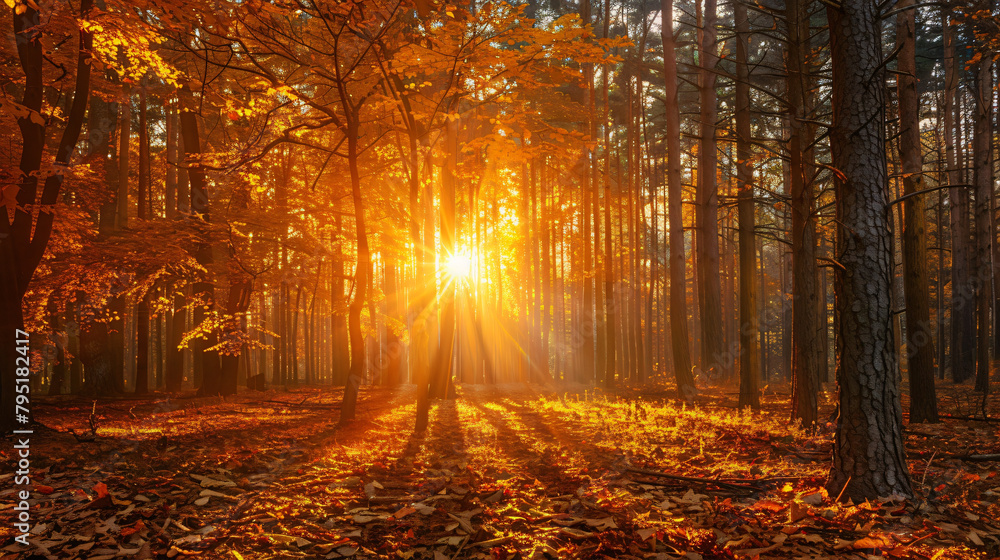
[2,0,1000,557]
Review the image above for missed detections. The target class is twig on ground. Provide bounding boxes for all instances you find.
[625,468,762,491]
[920,450,936,486]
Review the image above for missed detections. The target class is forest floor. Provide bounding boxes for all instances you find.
[2,381,1000,560]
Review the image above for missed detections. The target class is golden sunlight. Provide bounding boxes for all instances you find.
[444,249,473,280]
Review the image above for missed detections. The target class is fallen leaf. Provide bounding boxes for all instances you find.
[394,506,416,519]
[789,502,809,523]
[559,527,594,539]
[799,490,824,505]
[753,500,785,513]
[969,531,984,546]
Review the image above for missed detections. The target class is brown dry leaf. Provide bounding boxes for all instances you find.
[789,501,809,523]
[723,535,752,549]
[753,500,785,513]
[803,533,824,544]
[584,517,617,529]
[968,530,984,546]
[799,490,824,505]
[394,506,416,519]
[737,543,779,557]
[559,527,594,539]
[852,535,894,549]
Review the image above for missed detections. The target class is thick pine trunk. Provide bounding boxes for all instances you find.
[826,0,913,500]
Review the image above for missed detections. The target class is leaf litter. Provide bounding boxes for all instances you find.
[0,384,997,559]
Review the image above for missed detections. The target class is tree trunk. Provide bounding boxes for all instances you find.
[166,291,185,391]
[660,0,695,399]
[897,0,938,422]
[415,168,438,431]
[973,50,993,394]
[697,0,724,377]
[3,1,93,429]
[788,0,820,426]
[735,0,759,410]
[135,86,150,395]
[945,10,974,384]
[290,284,302,386]
[179,92,224,397]
[580,0,596,384]
[117,84,131,230]
[166,101,177,218]
[384,260,403,386]
[433,117,458,399]
[826,0,913,500]
[340,115,371,425]
[332,216,349,386]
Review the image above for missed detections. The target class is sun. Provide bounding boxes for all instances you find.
[444,249,473,280]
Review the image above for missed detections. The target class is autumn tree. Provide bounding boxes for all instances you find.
[2,0,94,431]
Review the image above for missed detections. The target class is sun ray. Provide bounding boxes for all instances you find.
[444,249,473,281]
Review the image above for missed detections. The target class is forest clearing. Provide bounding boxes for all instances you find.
[2,384,1000,559]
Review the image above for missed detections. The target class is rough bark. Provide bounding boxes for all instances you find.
[826,0,913,500]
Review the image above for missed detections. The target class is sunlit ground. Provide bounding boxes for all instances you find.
[1,383,997,559]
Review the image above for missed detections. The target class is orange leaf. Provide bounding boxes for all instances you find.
[121,520,146,537]
[94,482,109,499]
[752,500,786,513]
[35,485,55,495]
